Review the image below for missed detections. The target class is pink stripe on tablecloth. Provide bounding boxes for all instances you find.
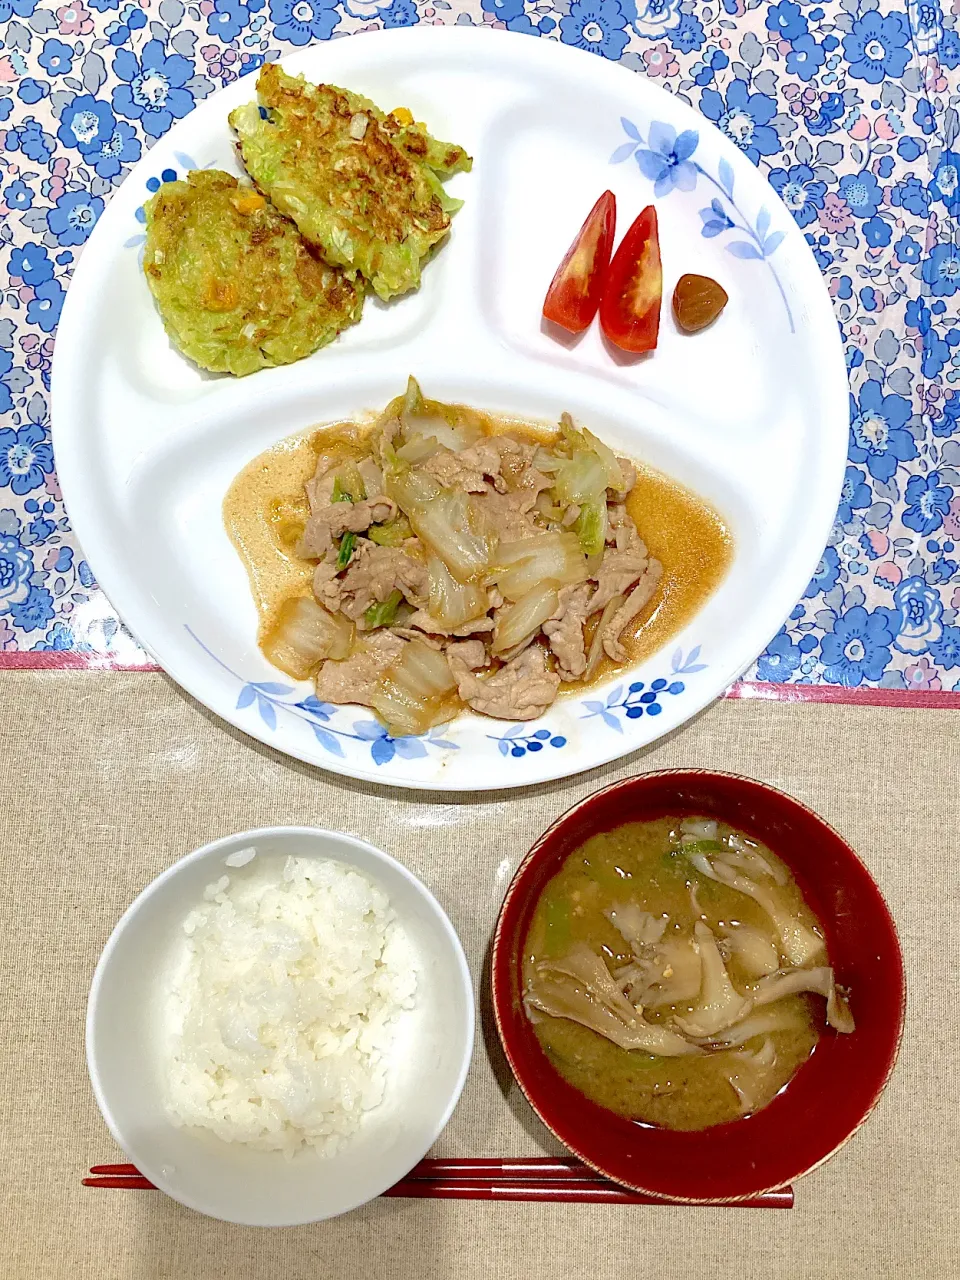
[0,652,162,671]
[724,681,960,708]
[1,653,956,706]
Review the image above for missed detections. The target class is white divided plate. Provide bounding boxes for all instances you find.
[52,27,847,791]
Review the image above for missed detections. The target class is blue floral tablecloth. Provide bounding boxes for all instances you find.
[0,0,958,690]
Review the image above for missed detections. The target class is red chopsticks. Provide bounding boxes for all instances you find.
[84,1158,793,1208]
[85,1165,154,1190]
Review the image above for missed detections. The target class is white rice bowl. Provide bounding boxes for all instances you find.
[86,826,474,1225]
[165,854,418,1157]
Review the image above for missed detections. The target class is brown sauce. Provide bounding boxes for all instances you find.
[223,412,733,688]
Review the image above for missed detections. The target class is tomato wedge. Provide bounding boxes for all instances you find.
[542,191,616,333]
[599,205,662,354]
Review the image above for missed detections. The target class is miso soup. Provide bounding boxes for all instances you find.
[523,817,854,1132]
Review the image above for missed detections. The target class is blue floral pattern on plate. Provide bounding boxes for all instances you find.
[193,628,710,762]
[1,1,959,698]
[187,625,459,766]
[189,628,708,761]
[488,724,568,756]
[581,645,706,729]
[612,116,794,330]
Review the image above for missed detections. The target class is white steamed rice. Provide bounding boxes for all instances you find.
[163,853,417,1157]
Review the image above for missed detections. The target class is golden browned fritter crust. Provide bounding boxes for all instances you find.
[229,65,472,302]
[143,168,364,376]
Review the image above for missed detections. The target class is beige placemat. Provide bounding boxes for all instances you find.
[0,672,956,1279]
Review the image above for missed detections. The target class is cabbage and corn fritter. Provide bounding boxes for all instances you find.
[143,170,364,377]
[142,65,470,373]
[229,64,472,302]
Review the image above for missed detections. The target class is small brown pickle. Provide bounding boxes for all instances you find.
[672,273,728,333]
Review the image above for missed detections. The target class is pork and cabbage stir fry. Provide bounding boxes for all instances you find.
[262,379,662,735]
[523,818,854,1131]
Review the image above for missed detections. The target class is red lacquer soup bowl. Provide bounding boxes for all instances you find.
[491,770,905,1202]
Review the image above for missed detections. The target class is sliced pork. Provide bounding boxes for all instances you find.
[270,380,669,735]
[450,645,560,720]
